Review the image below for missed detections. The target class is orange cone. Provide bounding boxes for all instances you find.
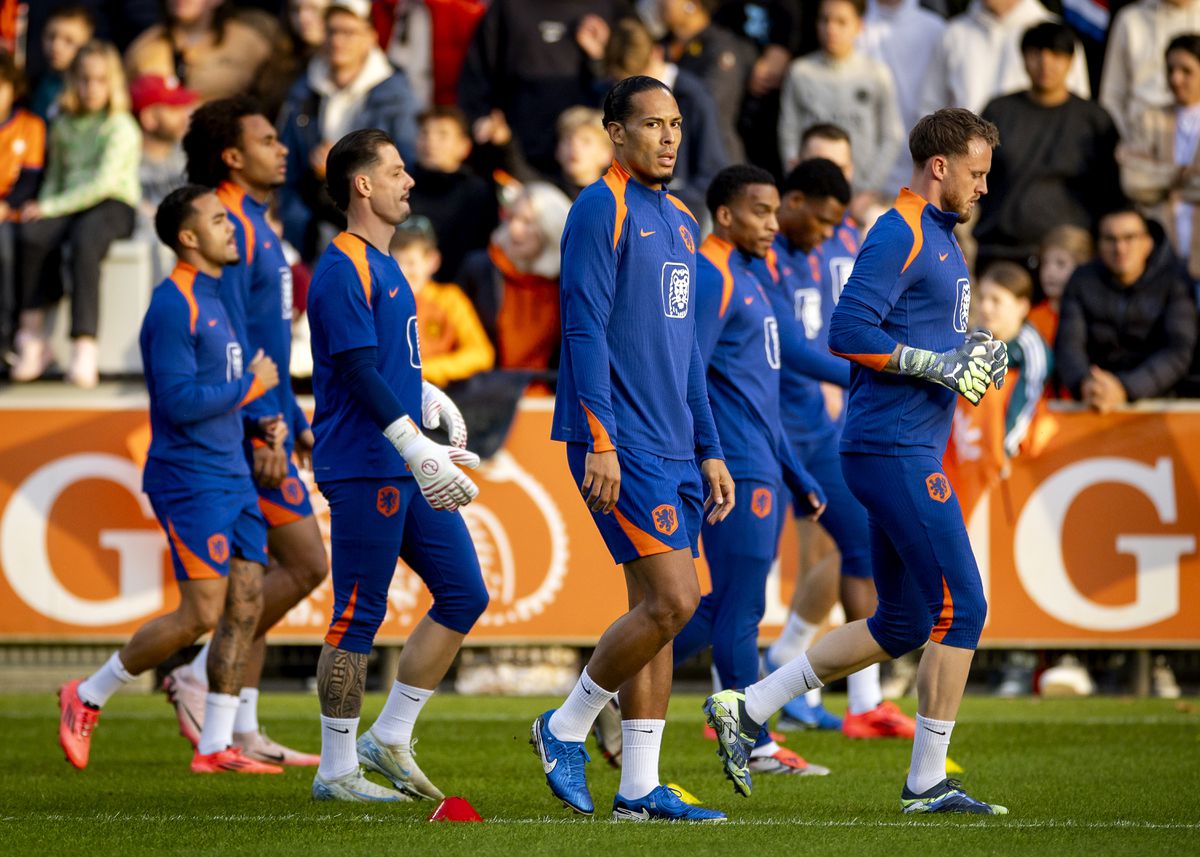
[428,796,483,822]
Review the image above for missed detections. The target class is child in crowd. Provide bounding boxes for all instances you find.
[31,5,94,121]
[12,41,141,388]
[1030,224,1094,346]
[553,106,612,201]
[391,220,494,388]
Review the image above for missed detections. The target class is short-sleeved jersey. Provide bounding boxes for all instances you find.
[308,232,422,482]
[695,236,784,484]
[215,182,306,444]
[0,108,44,199]
[761,236,837,446]
[552,160,722,461]
[828,188,971,457]
[140,262,265,494]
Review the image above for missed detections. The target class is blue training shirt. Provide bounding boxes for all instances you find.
[141,262,265,494]
[217,182,308,447]
[814,216,860,343]
[552,160,722,462]
[828,188,972,457]
[307,232,422,482]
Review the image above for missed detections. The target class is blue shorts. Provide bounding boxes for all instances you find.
[566,443,702,566]
[149,486,268,581]
[320,478,489,654]
[791,431,871,578]
[841,453,987,656]
[243,444,315,529]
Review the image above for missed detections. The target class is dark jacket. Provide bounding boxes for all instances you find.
[277,65,418,261]
[663,67,729,218]
[666,23,757,163]
[408,164,498,282]
[1056,227,1198,401]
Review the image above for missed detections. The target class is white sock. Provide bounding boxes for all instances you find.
[745,653,822,724]
[234,687,260,734]
[767,612,817,665]
[906,714,955,794]
[750,739,780,759]
[189,640,211,687]
[197,692,239,755]
[77,652,135,708]
[803,688,822,706]
[847,663,883,715]
[371,681,433,746]
[618,719,664,799]
[548,668,616,742]
[318,715,360,781]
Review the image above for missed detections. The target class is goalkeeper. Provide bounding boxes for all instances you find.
[305,129,489,804]
[704,109,1010,816]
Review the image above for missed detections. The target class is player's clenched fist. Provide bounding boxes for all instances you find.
[248,348,279,392]
[897,335,994,405]
[385,416,480,511]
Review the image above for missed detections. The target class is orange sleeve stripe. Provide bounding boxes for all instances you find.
[929,575,955,643]
[167,519,222,580]
[764,247,779,283]
[830,348,892,371]
[258,496,304,528]
[332,232,373,305]
[612,507,673,558]
[581,403,615,453]
[217,183,256,265]
[700,236,736,319]
[324,582,360,647]
[895,188,926,274]
[239,375,267,408]
[169,261,200,334]
[666,193,697,223]
[602,162,629,250]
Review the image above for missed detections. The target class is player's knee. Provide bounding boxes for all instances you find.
[431,578,490,633]
[943,588,987,649]
[869,614,936,659]
[645,586,700,637]
[182,598,224,637]
[295,553,329,593]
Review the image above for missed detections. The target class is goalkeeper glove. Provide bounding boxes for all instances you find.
[384,416,480,511]
[897,333,994,405]
[421,381,468,449]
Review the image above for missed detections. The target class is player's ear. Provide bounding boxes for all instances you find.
[354,172,371,200]
[177,226,200,251]
[931,155,947,181]
[221,145,243,172]
[716,204,733,228]
[607,121,624,146]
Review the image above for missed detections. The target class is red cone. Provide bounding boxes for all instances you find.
[428,796,483,822]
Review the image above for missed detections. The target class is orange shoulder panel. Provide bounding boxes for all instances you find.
[168,261,200,335]
[666,193,697,223]
[894,188,927,274]
[332,232,373,305]
[700,234,736,318]
[216,182,256,266]
[601,162,630,250]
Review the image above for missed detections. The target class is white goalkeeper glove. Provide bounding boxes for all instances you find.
[897,332,995,405]
[421,380,468,449]
[384,416,480,511]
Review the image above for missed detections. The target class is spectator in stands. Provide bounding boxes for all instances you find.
[0,51,46,363]
[1101,0,1200,139]
[859,0,947,191]
[406,104,497,282]
[12,41,140,388]
[1030,224,1094,346]
[457,0,626,176]
[125,0,277,104]
[1056,207,1198,409]
[278,0,419,262]
[919,0,1090,117]
[288,0,330,67]
[553,106,612,200]
[378,0,487,108]
[132,74,196,217]
[30,5,94,121]
[975,22,1120,271]
[391,220,494,388]
[659,0,757,162]
[778,0,905,197]
[1118,33,1200,282]
[604,16,727,217]
[457,181,570,373]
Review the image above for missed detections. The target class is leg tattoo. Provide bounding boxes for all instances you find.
[207,560,264,695]
[317,643,368,718]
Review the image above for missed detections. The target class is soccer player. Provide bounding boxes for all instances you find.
[705,108,1010,814]
[762,155,917,739]
[57,185,283,775]
[672,164,829,777]
[162,96,327,766]
[531,75,735,823]
[306,128,488,803]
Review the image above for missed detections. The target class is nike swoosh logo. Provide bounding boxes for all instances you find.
[582,686,592,695]
[743,296,753,305]
[208,319,218,327]
[259,751,285,763]
[400,693,421,702]
[614,807,650,820]
[543,757,557,774]
[923,727,947,735]
[632,728,654,733]
[640,229,656,237]
[328,726,351,734]
[938,253,948,261]
[389,287,399,298]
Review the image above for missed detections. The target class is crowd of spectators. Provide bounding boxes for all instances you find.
[0,0,1196,412]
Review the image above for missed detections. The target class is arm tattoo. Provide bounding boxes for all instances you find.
[317,643,368,718]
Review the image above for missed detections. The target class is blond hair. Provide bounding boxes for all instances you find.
[556,106,606,145]
[59,40,130,116]
[1039,224,1094,266]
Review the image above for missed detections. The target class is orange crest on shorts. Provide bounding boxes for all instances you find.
[377,485,401,517]
[925,473,952,503]
[207,534,230,564]
[751,487,773,519]
[652,504,678,536]
[281,476,304,506]
[679,224,695,254]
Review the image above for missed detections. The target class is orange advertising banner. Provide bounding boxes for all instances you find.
[0,397,1196,646]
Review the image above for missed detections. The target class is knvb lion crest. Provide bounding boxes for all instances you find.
[207,534,229,564]
[377,485,401,517]
[926,473,952,503]
[281,477,304,506]
[652,504,678,536]
[661,262,690,319]
[751,487,773,519]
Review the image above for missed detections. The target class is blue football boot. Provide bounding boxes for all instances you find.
[612,785,727,822]
[900,778,1008,815]
[530,709,593,815]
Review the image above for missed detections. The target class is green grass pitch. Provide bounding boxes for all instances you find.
[3,691,1198,856]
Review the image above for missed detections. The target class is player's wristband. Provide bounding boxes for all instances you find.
[383,415,421,454]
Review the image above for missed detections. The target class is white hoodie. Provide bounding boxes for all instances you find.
[918,0,1090,117]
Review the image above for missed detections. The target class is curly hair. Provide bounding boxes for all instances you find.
[182,95,264,188]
